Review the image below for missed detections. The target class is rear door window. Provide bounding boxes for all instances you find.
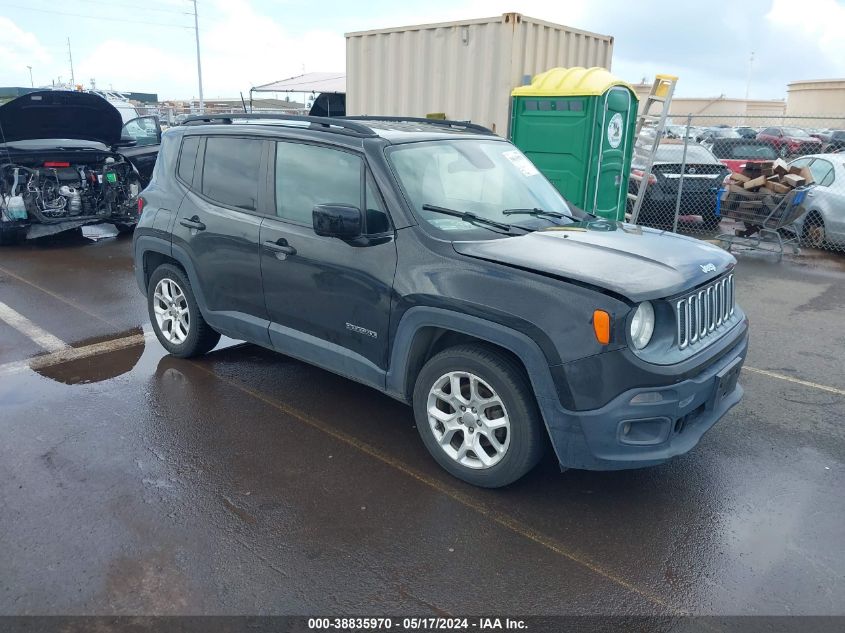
[201,137,263,211]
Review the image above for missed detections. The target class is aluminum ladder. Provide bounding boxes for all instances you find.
[627,74,679,224]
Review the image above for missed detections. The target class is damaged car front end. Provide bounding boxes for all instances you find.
[0,90,160,243]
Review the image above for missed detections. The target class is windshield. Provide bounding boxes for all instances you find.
[713,129,741,138]
[783,127,811,138]
[713,142,778,160]
[651,145,718,163]
[387,139,574,237]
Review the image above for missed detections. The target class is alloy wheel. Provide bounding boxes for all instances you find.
[152,278,190,344]
[426,371,511,469]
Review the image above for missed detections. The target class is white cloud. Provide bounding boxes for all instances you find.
[75,40,196,93]
[0,17,52,85]
[765,0,845,78]
[198,0,345,97]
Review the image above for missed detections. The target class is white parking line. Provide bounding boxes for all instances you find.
[0,301,69,353]
[744,366,845,397]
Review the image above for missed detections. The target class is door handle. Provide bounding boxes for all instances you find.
[263,239,297,256]
[179,215,206,231]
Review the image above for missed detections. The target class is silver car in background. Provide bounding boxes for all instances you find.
[789,154,845,248]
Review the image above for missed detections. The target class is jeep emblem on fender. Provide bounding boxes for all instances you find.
[700,263,716,273]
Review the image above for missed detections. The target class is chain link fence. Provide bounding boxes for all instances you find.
[136,97,308,126]
[628,114,845,257]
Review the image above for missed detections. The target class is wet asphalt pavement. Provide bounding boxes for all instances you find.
[0,231,843,617]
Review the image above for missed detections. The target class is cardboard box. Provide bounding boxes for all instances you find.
[773,158,789,176]
[799,166,814,185]
[768,181,792,194]
[743,175,768,190]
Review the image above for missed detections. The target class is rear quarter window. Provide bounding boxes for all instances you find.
[177,136,200,185]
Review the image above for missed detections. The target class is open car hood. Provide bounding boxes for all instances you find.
[452,221,735,302]
[0,91,123,146]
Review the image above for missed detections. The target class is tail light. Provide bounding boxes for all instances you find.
[137,197,145,216]
[631,169,657,185]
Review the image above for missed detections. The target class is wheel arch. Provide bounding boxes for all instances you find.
[386,307,561,407]
[134,236,209,314]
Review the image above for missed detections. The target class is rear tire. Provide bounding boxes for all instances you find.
[802,213,826,249]
[148,264,220,358]
[412,344,545,488]
[114,222,135,235]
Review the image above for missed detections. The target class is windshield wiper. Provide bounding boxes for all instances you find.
[421,204,529,234]
[503,207,588,223]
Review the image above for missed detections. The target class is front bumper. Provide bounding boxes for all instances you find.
[540,329,748,470]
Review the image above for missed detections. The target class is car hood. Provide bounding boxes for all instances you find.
[452,221,735,302]
[0,90,123,146]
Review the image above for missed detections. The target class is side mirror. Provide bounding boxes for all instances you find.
[313,204,362,240]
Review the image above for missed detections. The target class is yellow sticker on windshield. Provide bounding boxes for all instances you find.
[502,150,539,177]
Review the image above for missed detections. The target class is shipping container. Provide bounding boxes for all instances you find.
[345,13,614,135]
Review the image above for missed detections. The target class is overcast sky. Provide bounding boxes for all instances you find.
[1,0,843,101]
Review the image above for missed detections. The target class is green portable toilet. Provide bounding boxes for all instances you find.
[510,67,638,220]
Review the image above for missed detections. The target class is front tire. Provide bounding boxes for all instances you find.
[779,144,789,158]
[412,344,545,488]
[148,264,220,358]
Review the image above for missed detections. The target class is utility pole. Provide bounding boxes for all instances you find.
[67,37,76,87]
[26,66,33,87]
[192,0,204,112]
[745,50,754,100]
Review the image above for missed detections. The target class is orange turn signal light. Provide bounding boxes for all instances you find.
[593,310,610,345]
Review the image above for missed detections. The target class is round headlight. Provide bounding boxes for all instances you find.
[630,301,655,350]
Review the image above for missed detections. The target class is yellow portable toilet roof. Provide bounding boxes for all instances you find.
[512,67,634,97]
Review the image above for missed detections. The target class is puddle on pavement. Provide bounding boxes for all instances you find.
[33,328,146,385]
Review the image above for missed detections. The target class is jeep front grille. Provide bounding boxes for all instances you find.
[676,274,735,350]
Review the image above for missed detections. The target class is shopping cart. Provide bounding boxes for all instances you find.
[714,186,809,259]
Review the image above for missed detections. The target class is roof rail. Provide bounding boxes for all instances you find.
[180,113,377,138]
[341,116,496,136]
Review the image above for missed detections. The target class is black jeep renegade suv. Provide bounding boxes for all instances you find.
[133,114,748,488]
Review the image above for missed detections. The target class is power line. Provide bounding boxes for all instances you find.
[51,0,195,16]
[0,3,194,28]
